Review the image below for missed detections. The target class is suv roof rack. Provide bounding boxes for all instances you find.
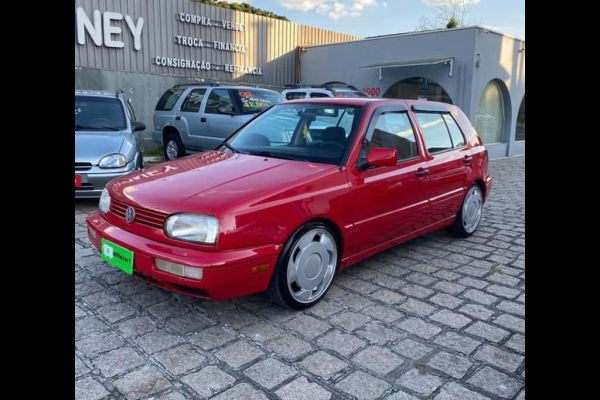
[115,89,124,97]
[172,82,222,88]
[284,81,360,91]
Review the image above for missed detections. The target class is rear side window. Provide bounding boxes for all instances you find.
[414,113,453,153]
[442,114,466,148]
[156,89,184,111]
[235,89,284,114]
[310,92,330,98]
[333,91,369,98]
[285,91,306,100]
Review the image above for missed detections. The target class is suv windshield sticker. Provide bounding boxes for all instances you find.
[238,91,279,110]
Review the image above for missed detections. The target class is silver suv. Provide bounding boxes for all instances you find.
[281,81,369,100]
[153,83,285,160]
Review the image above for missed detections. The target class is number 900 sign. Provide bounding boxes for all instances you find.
[362,87,381,97]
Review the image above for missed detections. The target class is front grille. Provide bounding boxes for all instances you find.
[110,198,168,228]
[75,162,93,171]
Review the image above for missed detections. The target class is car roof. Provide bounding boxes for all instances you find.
[171,84,280,92]
[282,97,453,109]
[75,89,127,99]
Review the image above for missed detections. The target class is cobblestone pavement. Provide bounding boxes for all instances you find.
[75,156,525,400]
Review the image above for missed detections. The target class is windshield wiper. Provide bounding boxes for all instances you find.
[75,124,120,131]
[221,142,247,154]
[251,151,295,161]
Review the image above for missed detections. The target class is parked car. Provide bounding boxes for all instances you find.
[281,81,369,100]
[75,90,146,199]
[152,83,285,160]
[87,98,492,309]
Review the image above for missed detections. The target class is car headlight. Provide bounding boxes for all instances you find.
[164,214,219,245]
[99,188,111,213]
[99,153,127,168]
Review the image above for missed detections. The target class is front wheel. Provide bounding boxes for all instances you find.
[163,133,185,161]
[268,222,339,310]
[447,184,484,238]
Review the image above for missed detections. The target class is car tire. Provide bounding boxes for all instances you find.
[137,153,144,169]
[267,221,340,310]
[447,183,484,238]
[164,133,185,161]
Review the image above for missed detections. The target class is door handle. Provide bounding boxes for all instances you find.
[201,117,207,123]
[175,116,181,121]
[416,168,429,177]
[464,155,473,163]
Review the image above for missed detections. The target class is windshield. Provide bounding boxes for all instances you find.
[75,95,127,131]
[222,103,361,165]
[234,89,285,114]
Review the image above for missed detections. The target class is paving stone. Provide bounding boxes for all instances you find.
[355,322,405,345]
[397,368,445,396]
[317,330,366,356]
[189,326,237,350]
[330,311,372,331]
[485,284,521,299]
[466,322,510,343]
[211,383,269,400]
[285,314,332,339]
[217,308,260,329]
[94,347,145,378]
[132,289,170,307]
[372,274,407,289]
[467,366,523,398]
[487,273,520,286]
[434,332,481,355]
[516,293,525,303]
[168,313,214,334]
[393,338,433,359]
[215,340,265,368]
[385,391,419,400]
[433,270,462,281]
[350,279,381,295]
[398,298,436,316]
[299,351,348,379]
[148,390,187,400]
[430,309,472,329]
[97,302,137,323]
[397,317,442,339]
[370,289,407,304]
[457,277,489,289]
[336,292,376,310]
[405,272,437,286]
[266,334,313,360]
[75,377,109,400]
[363,305,404,324]
[516,389,525,400]
[82,291,121,308]
[134,329,184,354]
[352,346,405,376]
[75,356,90,377]
[493,314,525,333]
[458,304,495,321]
[473,344,524,373]
[117,316,157,338]
[275,377,332,400]
[434,382,491,400]
[76,331,125,359]
[335,371,390,400]
[240,321,285,342]
[426,351,473,379]
[505,334,525,353]
[308,300,343,318]
[497,301,525,317]
[75,316,107,340]
[433,281,467,295]
[400,284,434,299]
[181,366,236,398]
[113,366,172,400]
[462,289,498,306]
[155,344,208,375]
[75,305,87,319]
[243,357,297,389]
[430,293,464,309]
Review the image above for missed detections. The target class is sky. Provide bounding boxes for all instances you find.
[243,0,525,40]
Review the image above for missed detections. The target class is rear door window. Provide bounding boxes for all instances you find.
[285,91,306,100]
[156,89,185,111]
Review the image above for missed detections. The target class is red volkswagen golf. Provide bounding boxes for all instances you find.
[86,98,492,309]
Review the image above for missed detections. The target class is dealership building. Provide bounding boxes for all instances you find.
[75,0,525,158]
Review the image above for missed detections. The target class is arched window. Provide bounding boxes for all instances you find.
[476,80,505,143]
[516,95,525,141]
[383,77,453,104]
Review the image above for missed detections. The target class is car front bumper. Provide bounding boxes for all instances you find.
[85,211,281,300]
[75,163,137,199]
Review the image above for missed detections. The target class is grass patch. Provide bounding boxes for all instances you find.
[413,360,427,374]
[144,147,163,158]
[489,265,502,274]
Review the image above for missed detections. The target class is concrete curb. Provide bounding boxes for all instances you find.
[143,156,164,164]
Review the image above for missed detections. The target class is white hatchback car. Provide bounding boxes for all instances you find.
[281,81,370,100]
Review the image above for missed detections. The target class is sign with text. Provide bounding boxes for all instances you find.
[76,7,144,51]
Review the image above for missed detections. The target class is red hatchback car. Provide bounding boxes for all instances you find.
[86,98,492,309]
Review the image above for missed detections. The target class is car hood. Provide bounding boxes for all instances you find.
[108,151,335,215]
[75,132,125,163]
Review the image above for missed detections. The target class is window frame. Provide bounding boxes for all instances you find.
[442,113,467,149]
[413,109,463,155]
[179,88,207,113]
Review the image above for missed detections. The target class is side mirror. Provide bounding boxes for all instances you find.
[218,105,235,115]
[132,121,146,132]
[360,148,397,169]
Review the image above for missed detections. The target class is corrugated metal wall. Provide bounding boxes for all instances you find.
[74,0,360,87]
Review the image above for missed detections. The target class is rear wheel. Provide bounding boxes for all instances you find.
[268,222,339,310]
[447,184,484,237]
[164,133,185,161]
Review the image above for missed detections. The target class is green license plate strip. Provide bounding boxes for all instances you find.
[100,238,134,275]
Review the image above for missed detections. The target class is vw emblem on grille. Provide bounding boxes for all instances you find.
[125,206,136,224]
